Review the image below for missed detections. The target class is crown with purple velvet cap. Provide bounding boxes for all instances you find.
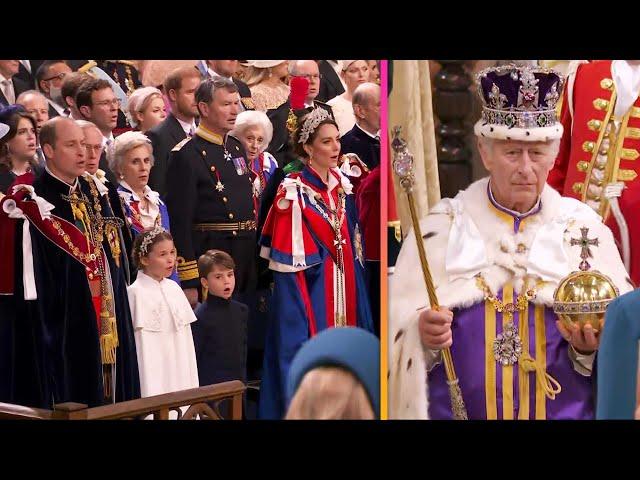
[474,64,565,142]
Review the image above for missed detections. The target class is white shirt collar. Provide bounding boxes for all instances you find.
[176,116,196,136]
[0,72,10,84]
[101,133,115,148]
[611,60,640,119]
[208,67,231,81]
[355,123,380,140]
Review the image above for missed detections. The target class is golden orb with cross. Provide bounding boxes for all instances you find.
[553,227,620,330]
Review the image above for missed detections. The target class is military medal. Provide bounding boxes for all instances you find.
[212,169,225,192]
[232,156,248,176]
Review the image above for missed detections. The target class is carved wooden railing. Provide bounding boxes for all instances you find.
[0,381,245,420]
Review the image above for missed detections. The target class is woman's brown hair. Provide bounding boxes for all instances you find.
[0,106,38,173]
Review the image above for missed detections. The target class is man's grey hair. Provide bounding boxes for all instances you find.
[75,119,102,135]
[16,89,47,105]
[288,60,317,76]
[195,77,238,110]
[477,135,561,158]
[352,82,379,107]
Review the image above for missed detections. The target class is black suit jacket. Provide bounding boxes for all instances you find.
[47,103,60,119]
[340,124,380,169]
[317,61,345,103]
[15,62,35,89]
[0,76,29,107]
[146,113,187,197]
[98,150,118,186]
[233,78,252,103]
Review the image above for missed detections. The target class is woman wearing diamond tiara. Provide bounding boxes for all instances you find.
[257,107,374,419]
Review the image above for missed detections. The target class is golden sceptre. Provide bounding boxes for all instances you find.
[391,126,468,420]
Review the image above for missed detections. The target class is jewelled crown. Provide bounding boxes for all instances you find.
[474,64,565,142]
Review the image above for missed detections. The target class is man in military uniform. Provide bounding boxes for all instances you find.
[165,77,256,308]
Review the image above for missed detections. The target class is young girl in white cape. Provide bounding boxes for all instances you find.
[127,227,199,408]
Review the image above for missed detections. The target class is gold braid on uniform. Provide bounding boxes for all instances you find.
[177,257,199,282]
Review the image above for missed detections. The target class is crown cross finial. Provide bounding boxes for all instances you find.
[570,227,599,271]
[517,67,540,110]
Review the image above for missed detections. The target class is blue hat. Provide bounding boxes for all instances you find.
[286,327,380,418]
[596,290,640,419]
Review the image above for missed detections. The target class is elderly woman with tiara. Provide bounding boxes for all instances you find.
[257,106,374,419]
[108,130,178,283]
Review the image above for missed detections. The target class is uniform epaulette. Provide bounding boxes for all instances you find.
[172,137,192,152]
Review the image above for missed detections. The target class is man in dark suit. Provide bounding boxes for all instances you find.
[146,66,201,197]
[316,60,345,103]
[265,60,334,167]
[197,60,254,111]
[35,61,72,119]
[14,61,40,89]
[0,60,30,107]
[340,82,380,169]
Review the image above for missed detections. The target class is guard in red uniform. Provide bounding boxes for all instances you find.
[549,60,640,286]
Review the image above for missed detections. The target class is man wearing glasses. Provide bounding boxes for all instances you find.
[288,60,333,116]
[265,60,334,167]
[76,78,121,183]
[35,60,72,119]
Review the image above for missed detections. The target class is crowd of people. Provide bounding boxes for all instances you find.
[0,59,381,419]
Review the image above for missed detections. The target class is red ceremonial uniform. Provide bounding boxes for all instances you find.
[549,60,640,286]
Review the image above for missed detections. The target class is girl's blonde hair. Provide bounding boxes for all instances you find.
[285,366,375,420]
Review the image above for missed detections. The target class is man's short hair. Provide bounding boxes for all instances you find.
[163,66,202,94]
[61,72,92,106]
[39,117,71,151]
[195,77,238,110]
[16,89,47,105]
[35,60,69,86]
[75,78,113,110]
[288,60,318,76]
[352,82,378,107]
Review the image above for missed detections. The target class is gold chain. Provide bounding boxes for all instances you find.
[475,275,536,321]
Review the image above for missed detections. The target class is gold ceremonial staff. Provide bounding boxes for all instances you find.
[391,126,468,420]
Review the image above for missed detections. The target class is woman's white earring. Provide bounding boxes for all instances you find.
[268,68,273,78]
